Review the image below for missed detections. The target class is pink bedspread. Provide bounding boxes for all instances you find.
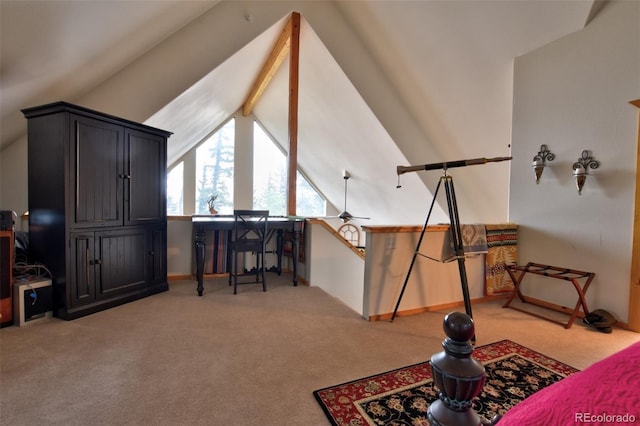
[498,341,640,426]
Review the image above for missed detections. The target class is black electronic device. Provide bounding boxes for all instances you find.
[14,279,53,326]
[24,285,52,321]
[0,210,15,230]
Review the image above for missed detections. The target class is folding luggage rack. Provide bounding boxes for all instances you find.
[504,262,595,329]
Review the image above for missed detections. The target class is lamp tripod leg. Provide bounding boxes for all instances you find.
[390,178,443,321]
[444,176,475,342]
[391,174,476,343]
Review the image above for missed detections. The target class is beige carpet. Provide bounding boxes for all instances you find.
[1,274,638,426]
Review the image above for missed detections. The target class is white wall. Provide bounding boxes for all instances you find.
[510,0,640,323]
[307,222,365,315]
[363,228,485,320]
[167,219,192,276]
[0,137,27,225]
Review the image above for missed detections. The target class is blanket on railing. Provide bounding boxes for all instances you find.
[461,224,488,255]
[484,224,518,295]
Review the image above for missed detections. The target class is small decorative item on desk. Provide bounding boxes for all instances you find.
[207,194,218,215]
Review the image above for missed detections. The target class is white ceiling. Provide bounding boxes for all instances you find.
[0,0,598,225]
[0,0,220,148]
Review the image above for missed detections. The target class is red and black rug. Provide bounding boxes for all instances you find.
[313,340,578,426]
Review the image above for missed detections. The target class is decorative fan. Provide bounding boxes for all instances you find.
[328,171,370,223]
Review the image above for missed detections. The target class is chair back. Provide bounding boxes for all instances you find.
[232,210,269,250]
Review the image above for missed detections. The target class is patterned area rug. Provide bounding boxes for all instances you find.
[313,340,578,426]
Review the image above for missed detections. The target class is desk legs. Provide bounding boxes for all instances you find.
[292,228,299,286]
[194,223,300,295]
[195,225,205,296]
[275,229,299,286]
[276,230,284,275]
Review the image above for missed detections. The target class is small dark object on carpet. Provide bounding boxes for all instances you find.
[583,308,617,333]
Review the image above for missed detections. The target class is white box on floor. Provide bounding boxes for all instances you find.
[13,278,53,326]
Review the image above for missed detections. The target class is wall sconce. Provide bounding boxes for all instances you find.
[572,150,599,195]
[532,144,554,184]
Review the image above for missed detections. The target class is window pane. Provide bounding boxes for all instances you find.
[196,119,234,214]
[296,172,326,216]
[167,161,183,215]
[253,124,286,215]
[253,122,325,216]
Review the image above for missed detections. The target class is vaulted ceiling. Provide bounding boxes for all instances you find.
[0,0,600,225]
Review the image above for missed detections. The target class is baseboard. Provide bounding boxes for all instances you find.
[168,274,193,281]
[367,294,509,321]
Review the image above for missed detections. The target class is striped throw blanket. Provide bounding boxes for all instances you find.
[485,224,518,295]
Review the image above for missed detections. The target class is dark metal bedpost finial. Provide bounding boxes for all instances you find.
[428,312,497,425]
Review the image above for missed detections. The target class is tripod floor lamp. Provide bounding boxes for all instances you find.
[391,156,512,331]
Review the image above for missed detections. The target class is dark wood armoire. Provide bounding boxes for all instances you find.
[23,102,171,320]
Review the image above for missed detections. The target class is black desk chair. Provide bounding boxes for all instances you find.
[229,210,269,294]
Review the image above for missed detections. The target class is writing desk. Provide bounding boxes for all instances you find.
[192,215,304,296]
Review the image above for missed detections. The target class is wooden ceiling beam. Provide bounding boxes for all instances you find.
[287,11,301,216]
[242,14,293,116]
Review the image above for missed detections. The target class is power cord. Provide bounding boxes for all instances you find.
[26,284,37,306]
[12,261,52,281]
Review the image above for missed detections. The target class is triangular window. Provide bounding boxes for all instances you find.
[253,122,325,216]
[195,118,235,214]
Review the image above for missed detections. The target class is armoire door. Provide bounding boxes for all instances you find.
[97,228,148,297]
[71,114,124,229]
[125,129,166,226]
[148,225,166,286]
[70,232,97,306]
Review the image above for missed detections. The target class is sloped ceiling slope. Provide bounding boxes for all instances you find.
[146,15,289,165]
[0,0,220,149]
[146,0,595,225]
[1,0,597,226]
[146,13,442,226]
